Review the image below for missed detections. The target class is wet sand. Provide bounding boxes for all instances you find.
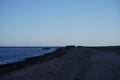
[0,46,120,80]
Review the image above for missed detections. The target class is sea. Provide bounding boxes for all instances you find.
[0,46,61,65]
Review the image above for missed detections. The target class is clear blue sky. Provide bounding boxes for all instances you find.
[0,0,120,46]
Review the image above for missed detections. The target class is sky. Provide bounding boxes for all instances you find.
[0,0,120,46]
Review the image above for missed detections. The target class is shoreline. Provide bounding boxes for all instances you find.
[0,46,75,75]
[0,46,120,80]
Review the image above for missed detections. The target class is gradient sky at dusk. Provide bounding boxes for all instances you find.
[0,0,120,46]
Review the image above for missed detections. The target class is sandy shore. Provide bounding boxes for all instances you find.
[0,46,120,80]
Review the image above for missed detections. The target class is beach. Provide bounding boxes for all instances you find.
[0,46,120,80]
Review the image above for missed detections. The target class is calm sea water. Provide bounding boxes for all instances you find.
[0,47,61,65]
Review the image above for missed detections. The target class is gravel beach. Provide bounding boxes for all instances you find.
[0,46,120,80]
